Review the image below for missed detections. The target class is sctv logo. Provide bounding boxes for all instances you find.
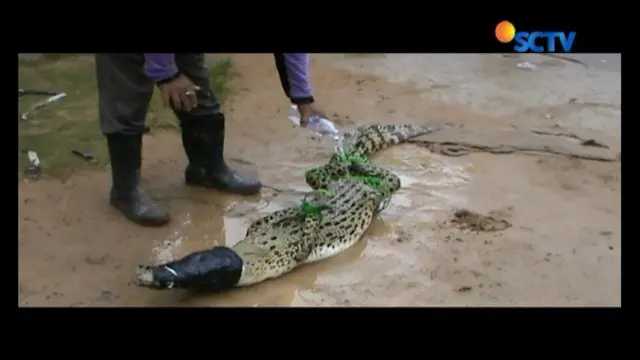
[495,21,576,53]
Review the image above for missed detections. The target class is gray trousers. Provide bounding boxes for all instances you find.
[95,53,221,135]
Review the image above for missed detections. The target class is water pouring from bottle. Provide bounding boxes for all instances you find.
[289,105,346,155]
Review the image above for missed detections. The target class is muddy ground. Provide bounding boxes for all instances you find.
[18,54,621,307]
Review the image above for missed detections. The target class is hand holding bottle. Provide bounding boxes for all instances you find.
[289,104,339,137]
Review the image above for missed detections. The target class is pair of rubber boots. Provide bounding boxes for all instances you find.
[106,113,262,227]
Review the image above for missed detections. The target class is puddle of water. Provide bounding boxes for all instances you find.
[150,213,192,264]
[222,216,249,247]
[148,201,227,264]
[151,232,185,265]
[376,146,473,217]
[282,143,474,305]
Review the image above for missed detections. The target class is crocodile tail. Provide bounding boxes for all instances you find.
[349,124,442,157]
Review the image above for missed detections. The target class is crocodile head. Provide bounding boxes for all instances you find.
[135,247,244,291]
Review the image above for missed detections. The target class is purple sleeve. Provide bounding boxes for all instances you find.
[274,53,314,102]
[143,53,179,83]
[283,53,313,98]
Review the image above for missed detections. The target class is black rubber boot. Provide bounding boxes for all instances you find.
[180,113,262,195]
[106,133,170,226]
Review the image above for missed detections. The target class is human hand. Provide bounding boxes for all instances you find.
[297,103,329,126]
[159,74,200,112]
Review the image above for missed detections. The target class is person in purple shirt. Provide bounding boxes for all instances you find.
[95,53,327,227]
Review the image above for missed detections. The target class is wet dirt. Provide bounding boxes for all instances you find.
[449,209,512,232]
[18,54,621,307]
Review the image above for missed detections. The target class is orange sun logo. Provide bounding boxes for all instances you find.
[495,20,516,43]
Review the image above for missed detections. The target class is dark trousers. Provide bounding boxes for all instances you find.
[95,53,221,135]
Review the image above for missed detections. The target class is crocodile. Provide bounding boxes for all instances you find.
[135,123,438,292]
[304,123,442,190]
[136,163,399,291]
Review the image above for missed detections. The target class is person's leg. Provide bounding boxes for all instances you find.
[171,54,262,195]
[96,53,170,226]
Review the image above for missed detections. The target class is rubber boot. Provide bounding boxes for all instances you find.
[180,113,262,195]
[106,133,170,226]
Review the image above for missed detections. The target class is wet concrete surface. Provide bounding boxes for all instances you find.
[18,54,621,307]
[563,53,621,72]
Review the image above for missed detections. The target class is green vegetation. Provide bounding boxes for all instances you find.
[18,54,237,178]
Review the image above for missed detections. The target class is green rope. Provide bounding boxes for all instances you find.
[315,189,335,197]
[338,153,382,191]
[298,199,324,218]
[298,153,384,218]
[337,153,368,165]
[297,189,335,219]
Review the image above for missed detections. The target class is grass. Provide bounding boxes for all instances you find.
[18,54,238,178]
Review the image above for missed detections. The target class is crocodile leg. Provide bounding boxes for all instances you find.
[293,213,322,262]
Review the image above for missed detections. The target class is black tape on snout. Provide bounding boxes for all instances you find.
[151,247,243,291]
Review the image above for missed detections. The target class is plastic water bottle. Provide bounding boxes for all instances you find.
[289,105,345,154]
[26,150,41,180]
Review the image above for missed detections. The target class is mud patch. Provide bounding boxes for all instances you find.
[449,209,512,232]
[387,228,413,244]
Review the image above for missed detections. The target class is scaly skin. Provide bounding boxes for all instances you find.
[235,177,395,285]
[305,124,441,191]
[136,179,390,290]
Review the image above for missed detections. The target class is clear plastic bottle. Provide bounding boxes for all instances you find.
[289,105,339,137]
[289,105,345,154]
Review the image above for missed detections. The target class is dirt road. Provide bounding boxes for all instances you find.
[18,54,621,306]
